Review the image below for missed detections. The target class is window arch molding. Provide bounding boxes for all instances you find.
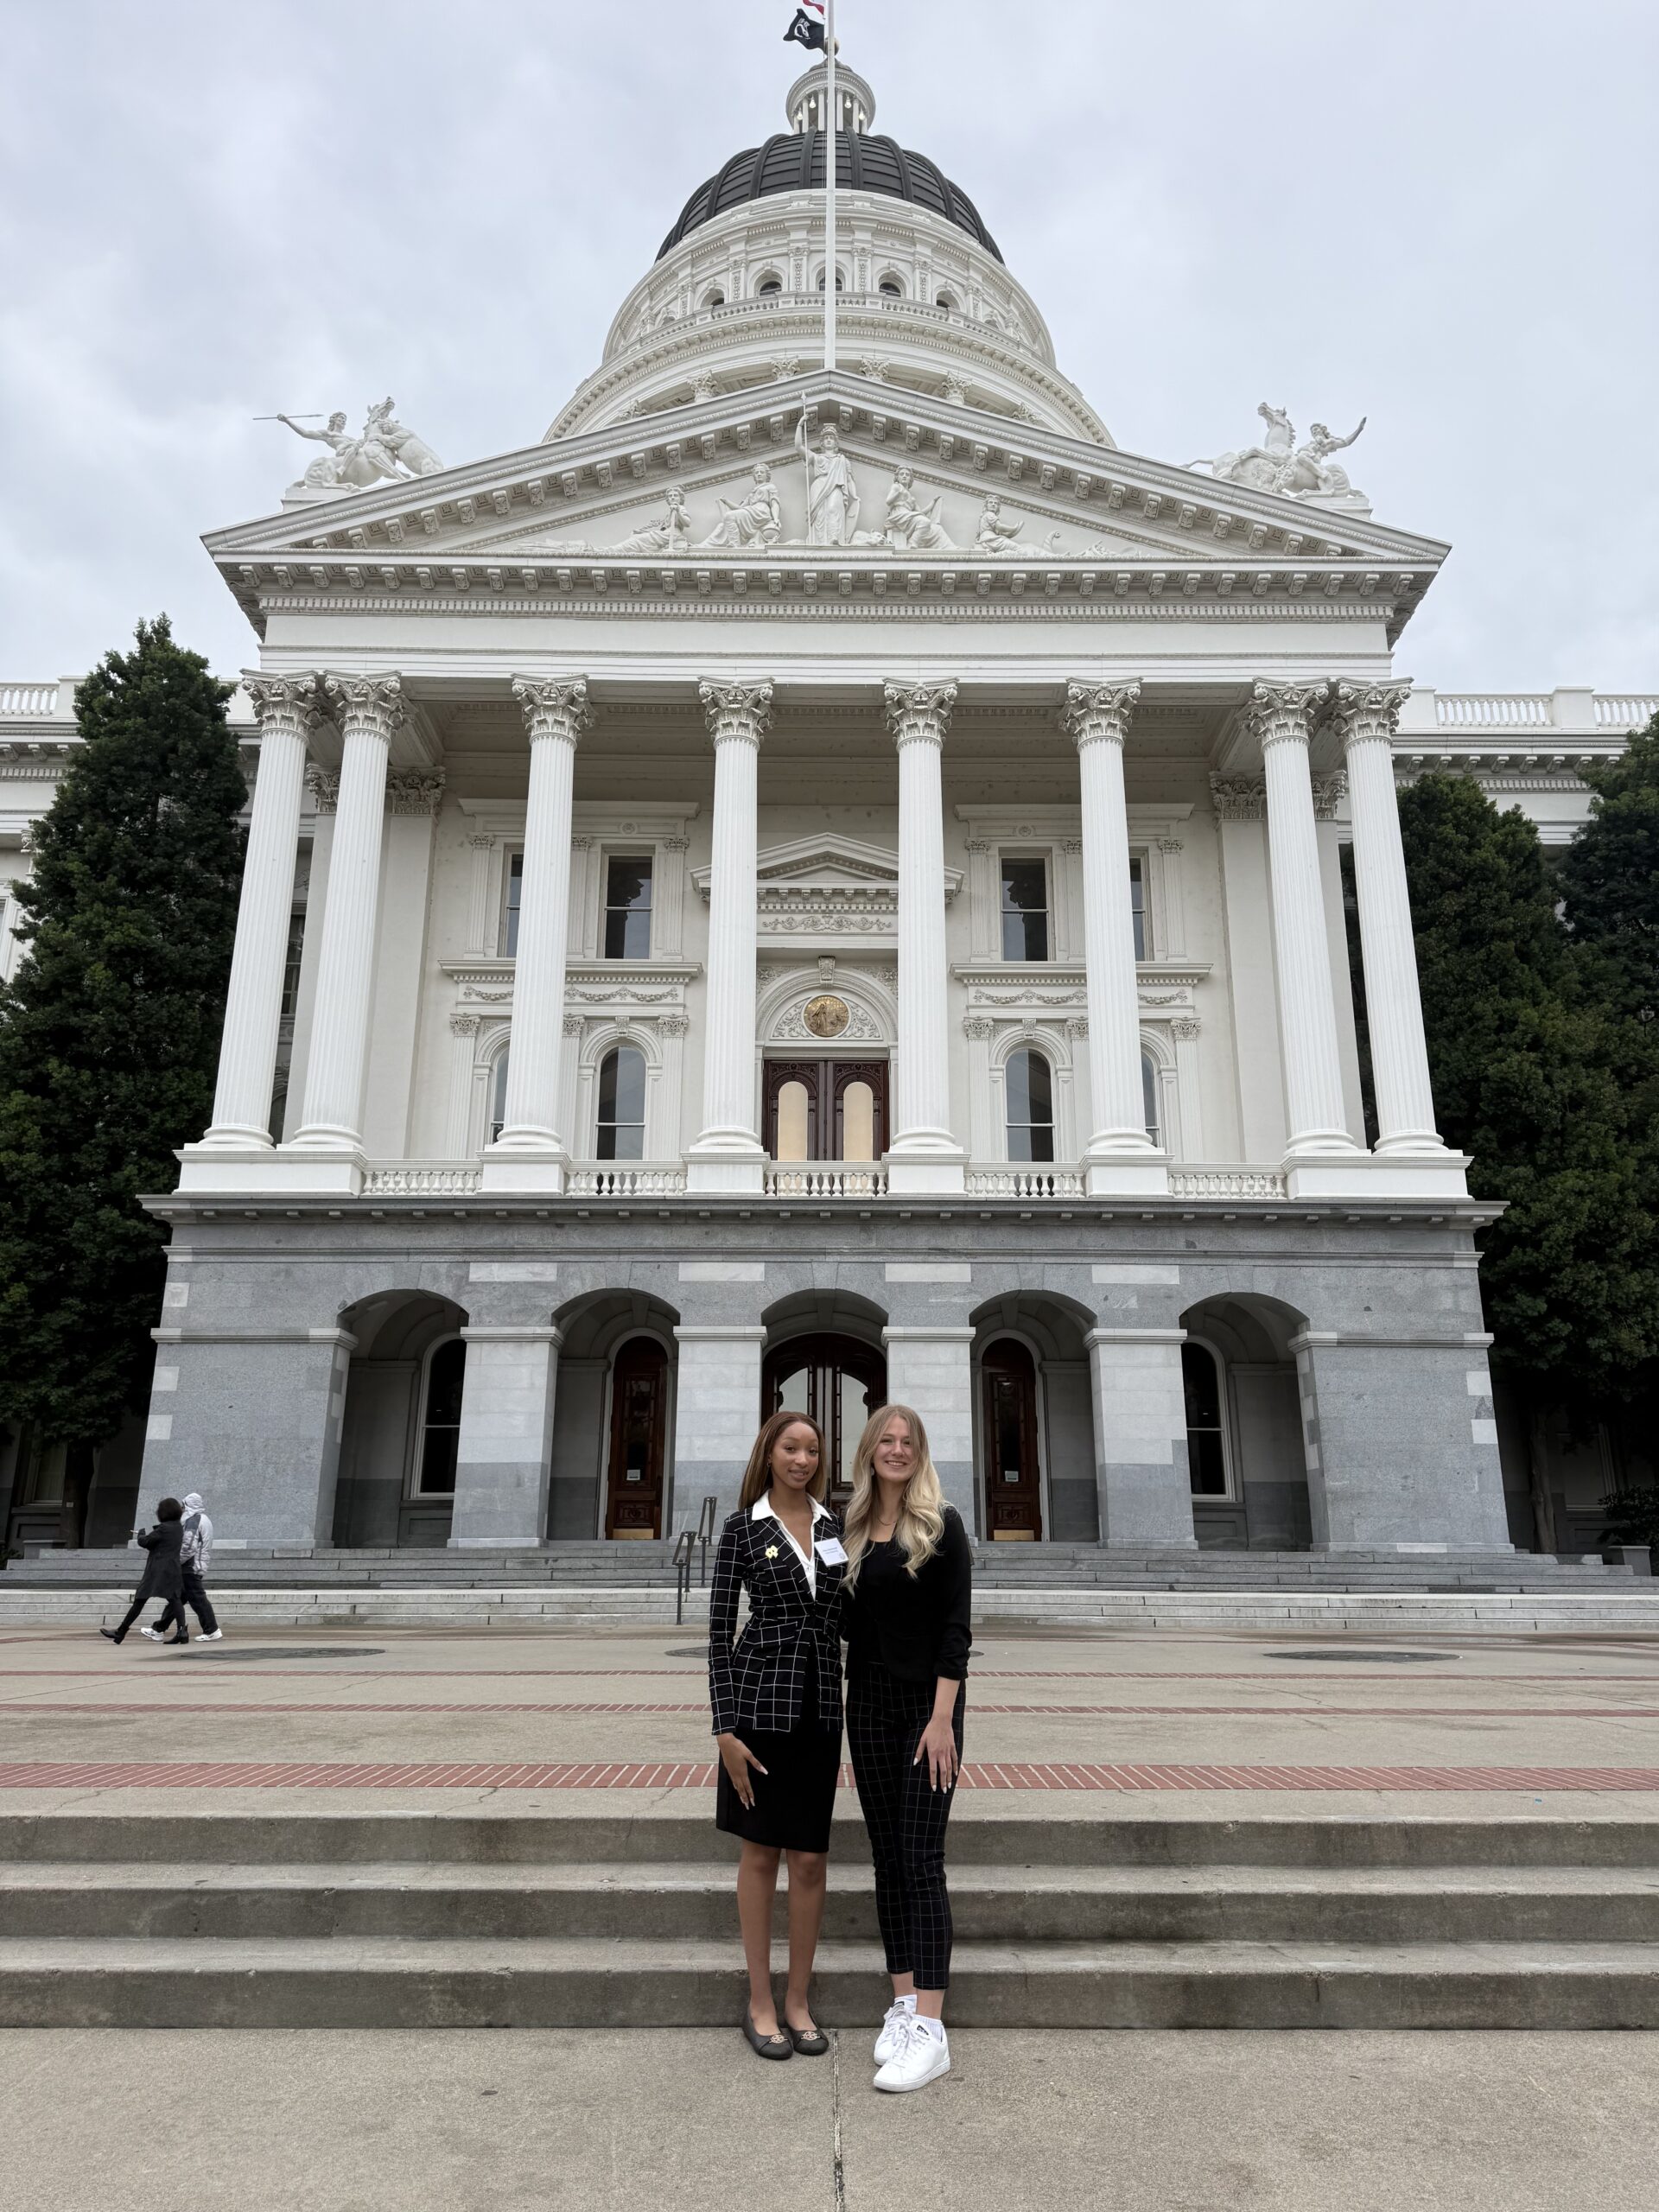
[575,1022,664,1160]
[1138,1025,1177,1155]
[753,269,785,296]
[985,1023,1080,1164]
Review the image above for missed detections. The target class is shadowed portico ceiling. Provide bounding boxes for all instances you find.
[206,373,1447,647]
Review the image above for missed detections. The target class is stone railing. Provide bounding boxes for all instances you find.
[1167,1166,1290,1200]
[963,1166,1086,1199]
[565,1163,688,1198]
[1597,696,1659,730]
[1406,690,1657,740]
[361,1163,483,1197]
[764,1162,889,1199]
[0,683,63,717]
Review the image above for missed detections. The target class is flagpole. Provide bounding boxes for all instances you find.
[823,0,837,376]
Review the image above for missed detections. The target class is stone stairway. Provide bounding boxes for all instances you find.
[4,1808,1659,2029]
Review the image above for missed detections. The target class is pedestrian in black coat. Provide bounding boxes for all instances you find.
[100,1498,186,1645]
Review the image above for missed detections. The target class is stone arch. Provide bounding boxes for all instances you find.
[334,1289,469,1548]
[547,1289,681,1539]
[760,1289,890,1495]
[756,964,897,1050]
[1178,1292,1311,1551]
[969,1292,1098,1541]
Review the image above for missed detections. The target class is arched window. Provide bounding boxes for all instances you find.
[817,268,846,293]
[1181,1342,1229,1497]
[597,1044,647,1160]
[702,287,725,308]
[1005,1048,1055,1163]
[879,275,904,298]
[1141,1051,1162,1147]
[756,273,783,296]
[936,289,959,311]
[491,1048,510,1143]
[416,1338,467,1497]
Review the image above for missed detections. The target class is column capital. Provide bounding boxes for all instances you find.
[884,681,957,748]
[512,676,594,745]
[242,671,322,738]
[1248,679,1329,753]
[699,680,773,747]
[1209,774,1266,822]
[323,672,405,742]
[1332,679,1414,751]
[1060,680,1140,749]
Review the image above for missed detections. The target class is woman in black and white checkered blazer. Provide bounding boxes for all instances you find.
[709,1407,848,2062]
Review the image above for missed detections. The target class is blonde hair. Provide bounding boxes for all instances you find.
[736,1408,828,1510]
[842,1404,946,1584]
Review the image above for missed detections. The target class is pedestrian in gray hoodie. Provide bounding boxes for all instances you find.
[177,1492,223,1642]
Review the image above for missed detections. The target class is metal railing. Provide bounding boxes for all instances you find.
[672,1530,695,1625]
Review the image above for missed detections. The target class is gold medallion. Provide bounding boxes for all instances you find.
[803,993,851,1039]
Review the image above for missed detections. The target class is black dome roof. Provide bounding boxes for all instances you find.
[658,130,1002,263]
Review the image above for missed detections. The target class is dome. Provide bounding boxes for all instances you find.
[658,130,1003,264]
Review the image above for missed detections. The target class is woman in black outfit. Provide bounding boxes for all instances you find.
[99,1497,188,1644]
[708,1408,848,2061]
[842,1403,971,2094]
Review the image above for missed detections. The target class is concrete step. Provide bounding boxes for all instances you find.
[8,1859,1658,1947]
[5,1932,1659,2030]
[8,1811,1659,1871]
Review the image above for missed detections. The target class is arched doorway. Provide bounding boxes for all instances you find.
[763,1333,887,1506]
[1177,1294,1312,1550]
[604,1336,671,1540]
[981,1338,1043,1541]
[334,1291,470,1548]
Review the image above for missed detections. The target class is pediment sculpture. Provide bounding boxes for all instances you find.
[1186,403,1369,506]
[279,399,444,494]
[975,494,1061,558]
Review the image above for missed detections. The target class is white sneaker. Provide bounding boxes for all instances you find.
[139,1627,162,1641]
[199,1630,223,1642]
[874,2017,950,2093]
[873,1995,917,2064]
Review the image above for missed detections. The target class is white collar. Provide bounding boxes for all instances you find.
[750,1492,830,1522]
[753,1490,830,1594]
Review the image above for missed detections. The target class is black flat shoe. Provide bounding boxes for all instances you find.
[742,2010,793,2061]
[785,2019,830,2056]
[162,1634,188,1646]
[99,1629,122,1643]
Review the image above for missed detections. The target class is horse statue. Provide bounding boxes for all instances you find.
[1186,404,1368,503]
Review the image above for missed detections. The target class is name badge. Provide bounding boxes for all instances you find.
[815,1535,849,1566]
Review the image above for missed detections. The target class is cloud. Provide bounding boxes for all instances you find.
[2,0,1655,687]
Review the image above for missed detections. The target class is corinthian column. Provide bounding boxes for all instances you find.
[194,673,320,1152]
[1251,680,1360,1166]
[1332,683,1449,1158]
[687,681,772,1194]
[886,682,965,1194]
[1062,681,1167,1196]
[289,674,402,1160]
[482,677,591,1195]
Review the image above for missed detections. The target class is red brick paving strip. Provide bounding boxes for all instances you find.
[10,1701,1659,1719]
[6,1759,1659,1793]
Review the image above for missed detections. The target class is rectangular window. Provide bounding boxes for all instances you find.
[1000,857,1049,963]
[1129,855,1148,962]
[604,855,653,960]
[501,851,524,957]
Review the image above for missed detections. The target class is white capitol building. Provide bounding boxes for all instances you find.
[1,64,1651,1573]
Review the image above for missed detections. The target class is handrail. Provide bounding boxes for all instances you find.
[672,1529,696,1626]
[697,1493,718,1586]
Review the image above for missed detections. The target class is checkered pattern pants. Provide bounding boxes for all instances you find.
[847,1662,966,1993]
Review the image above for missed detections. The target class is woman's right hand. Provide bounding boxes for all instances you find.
[717,1732,768,1809]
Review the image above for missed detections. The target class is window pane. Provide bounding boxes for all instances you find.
[991,1376,1024,1481]
[418,1339,467,1497]
[1006,1050,1056,1162]
[504,853,524,957]
[604,856,652,960]
[1181,1344,1221,1429]
[841,1079,874,1163]
[1188,1429,1228,1497]
[1001,859,1049,963]
[492,1049,510,1141]
[598,1046,647,1160]
[775,1079,810,1162]
[418,1427,460,1495]
[1141,1052,1160,1146]
[1129,856,1147,962]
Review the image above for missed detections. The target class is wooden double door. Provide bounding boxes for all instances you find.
[982,1338,1044,1541]
[764,1058,888,1163]
[604,1338,670,1539]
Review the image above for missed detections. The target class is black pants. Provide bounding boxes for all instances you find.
[110,1591,172,1641]
[847,1662,965,1993]
[179,1565,218,1635]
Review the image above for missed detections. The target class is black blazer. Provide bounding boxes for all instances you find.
[708,1503,846,1738]
[843,1505,973,1685]
[133,1520,184,1601]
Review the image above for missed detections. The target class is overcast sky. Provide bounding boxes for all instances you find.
[3,0,1655,692]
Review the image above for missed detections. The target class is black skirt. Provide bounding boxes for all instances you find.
[715,1642,842,1853]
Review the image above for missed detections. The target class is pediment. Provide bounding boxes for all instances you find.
[693,833,962,939]
[207,371,1447,642]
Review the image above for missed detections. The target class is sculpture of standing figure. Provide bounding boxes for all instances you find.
[795,416,861,546]
[882,468,957,551]
[698,465,784,550]
[616,487,692,556]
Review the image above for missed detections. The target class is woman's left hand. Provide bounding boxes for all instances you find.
[913,1713,959,1792]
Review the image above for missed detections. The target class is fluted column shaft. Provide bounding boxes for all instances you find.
[1253,682,1357,1158]
[291,675,402,1150]
[1334,683,1446,1154]
[492,679,590,1163]
[1063,682,1165,1192]
[200,674,319,1147]
[687,682,772,1192]
[886,683,964,1192]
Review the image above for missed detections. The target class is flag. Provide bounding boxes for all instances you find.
[785,3,828,52]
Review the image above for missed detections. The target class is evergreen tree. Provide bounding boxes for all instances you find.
[1397,774,1659,1543]
[0,619,245,1462]
[1556,710,1659,1033]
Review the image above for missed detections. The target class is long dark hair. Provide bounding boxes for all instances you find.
[736,1408,828,1510]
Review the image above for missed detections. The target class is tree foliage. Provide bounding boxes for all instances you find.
[1398,774,1659,1427]
[0,618,245,1446]
[1556,711,1659,1033]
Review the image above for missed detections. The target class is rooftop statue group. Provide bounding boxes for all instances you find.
[1186,403,1370,505]
[279,400,445,493]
